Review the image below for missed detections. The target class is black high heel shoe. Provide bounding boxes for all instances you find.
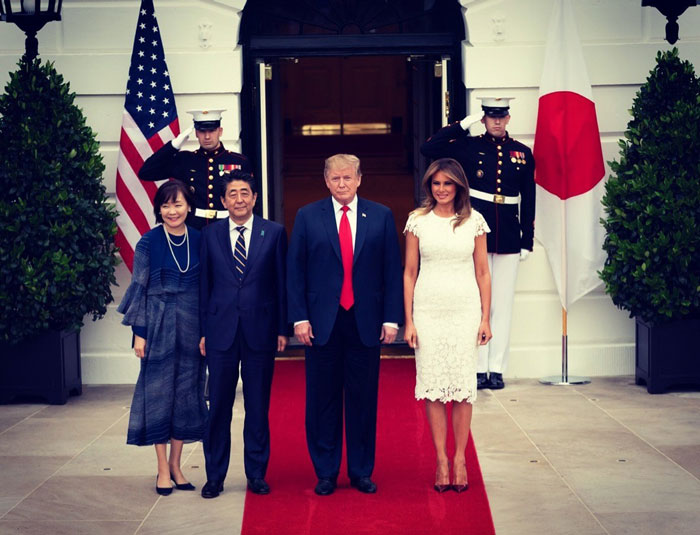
[452,482,469,493]
[156,475,173,496]
[434,462,451,493]
[434,482,452,493]
[452,462,469,493]
[170,472,195,491]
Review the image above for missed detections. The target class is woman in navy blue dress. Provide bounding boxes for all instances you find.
[118,180,207,495]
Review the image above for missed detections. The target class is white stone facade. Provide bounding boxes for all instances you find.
[2,0,699,383]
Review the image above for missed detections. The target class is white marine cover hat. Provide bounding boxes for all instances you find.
[187,109,226,130]
[476,97,514,117]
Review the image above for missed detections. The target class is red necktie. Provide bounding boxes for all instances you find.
[339,205,354,310]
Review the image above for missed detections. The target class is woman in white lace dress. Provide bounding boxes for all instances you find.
[403,158,492,493]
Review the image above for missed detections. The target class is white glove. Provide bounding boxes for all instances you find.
[520,249,530,261]
[171,126,194,150]
[460,113,483,133]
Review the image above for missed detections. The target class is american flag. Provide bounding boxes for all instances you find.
[115,0,179,271]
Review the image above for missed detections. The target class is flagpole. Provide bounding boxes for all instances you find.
[540,204,590,386]
[539,309,589,385]
[562,307,568,380]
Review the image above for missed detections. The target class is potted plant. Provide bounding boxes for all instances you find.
[601,48,700,394]
[0,57,118,404]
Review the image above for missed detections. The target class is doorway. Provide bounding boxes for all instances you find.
[278,55,414,254]
[239,0,465,348]
[240,1,466,245]
[249,52,455,259]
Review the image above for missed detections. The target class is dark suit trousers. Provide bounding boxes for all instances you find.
[204,329,275,483]
[305,307,381,480]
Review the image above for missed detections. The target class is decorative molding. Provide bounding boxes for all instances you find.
[198,19,213,48]
[458,0,493,7]
[212,0,247,12]
[462,41,700,89]
[491,11,506,42]
[243,0,461,37]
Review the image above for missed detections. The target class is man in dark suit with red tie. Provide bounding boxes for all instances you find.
[287,154,403,496]
[199,170,287,498]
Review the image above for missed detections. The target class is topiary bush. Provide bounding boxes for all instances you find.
[601,48,700,324]
[0,57,118,344]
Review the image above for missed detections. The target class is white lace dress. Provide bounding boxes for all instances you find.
[404,209,490,403]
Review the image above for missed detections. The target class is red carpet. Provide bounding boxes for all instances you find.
[241,358,495,535]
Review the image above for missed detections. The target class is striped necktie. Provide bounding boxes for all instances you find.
[233,226,247,278]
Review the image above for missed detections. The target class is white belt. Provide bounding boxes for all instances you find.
[470,189,519,205]
[194,208,229,219]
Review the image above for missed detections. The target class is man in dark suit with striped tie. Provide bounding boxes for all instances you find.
[199,170,288,498]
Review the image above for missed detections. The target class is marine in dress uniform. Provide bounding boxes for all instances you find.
[420,97,535,390]
[138,109,253,230]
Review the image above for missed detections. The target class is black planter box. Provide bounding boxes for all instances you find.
[635,317,700,394]
[0,329,82,405]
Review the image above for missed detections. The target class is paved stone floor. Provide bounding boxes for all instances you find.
[1,368,699,534]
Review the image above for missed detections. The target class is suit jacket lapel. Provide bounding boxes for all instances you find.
[216,220,238,276]
[353,197,368,265]
[243,215,265,279]
[322,198,342,261]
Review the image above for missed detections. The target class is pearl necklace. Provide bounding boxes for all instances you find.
[163,225,190,273]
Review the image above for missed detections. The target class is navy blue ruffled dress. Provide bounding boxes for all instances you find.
[117,226,208,445]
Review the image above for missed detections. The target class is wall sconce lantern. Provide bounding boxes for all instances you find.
[642,0,698,45]
[0,1,63,60]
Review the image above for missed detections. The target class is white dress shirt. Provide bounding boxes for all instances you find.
[229,214,254,257]
[331,195,358,249]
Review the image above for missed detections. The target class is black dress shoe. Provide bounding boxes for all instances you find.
[314,478,337,496]
[170,472,195,491]
[247,478,270,495]
[489,372,505,390]
[201,480,224,499]
[155,475,172,496]
[350,477,377,494]
[476,372,488,389]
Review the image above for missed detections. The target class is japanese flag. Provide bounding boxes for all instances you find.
[533,0,606,310]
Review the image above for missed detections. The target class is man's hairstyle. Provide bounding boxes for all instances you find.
[220,170,257,197]
[153,180,194,223]
[324,154,362,178]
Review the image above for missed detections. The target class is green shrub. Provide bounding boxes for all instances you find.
[601,48,700,324]
[0,57,118,344]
